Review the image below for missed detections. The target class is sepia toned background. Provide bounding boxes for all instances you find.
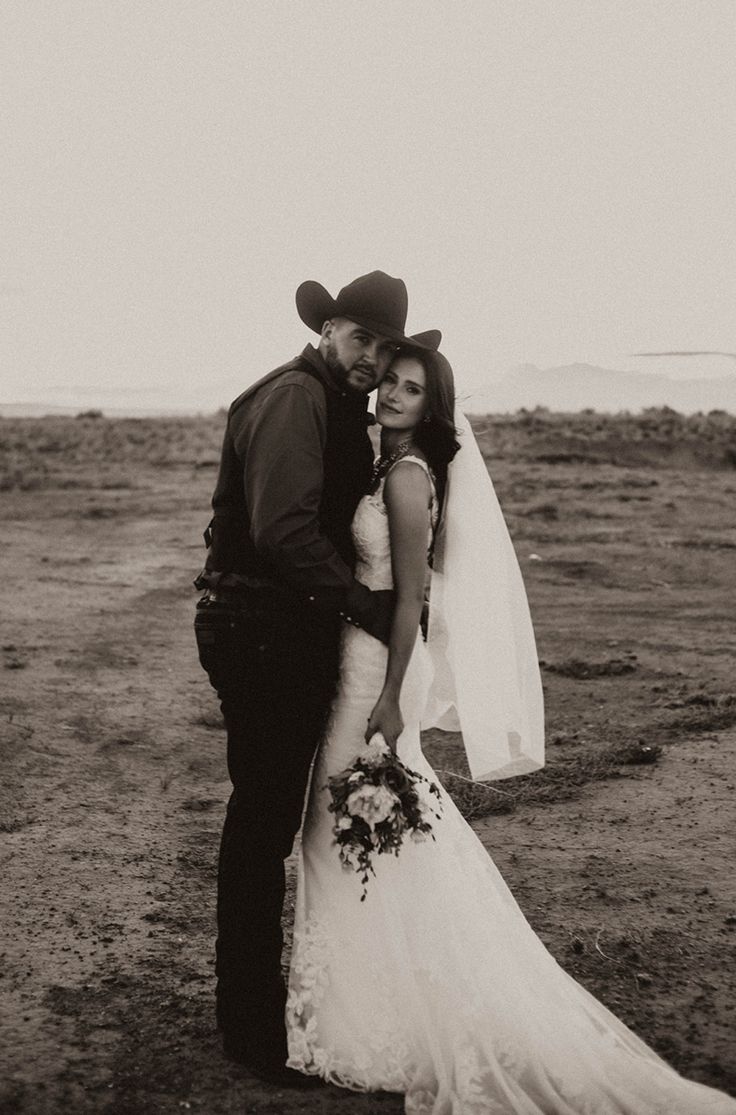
[2,0,735,413]
[2,3,735,1113]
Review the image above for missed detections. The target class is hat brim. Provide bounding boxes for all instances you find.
[295,280,441,351]
[403,330,442,352]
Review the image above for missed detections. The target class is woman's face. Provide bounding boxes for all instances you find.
[376,356,428,434]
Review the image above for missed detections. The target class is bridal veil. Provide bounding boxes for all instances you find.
[423,408,545,781]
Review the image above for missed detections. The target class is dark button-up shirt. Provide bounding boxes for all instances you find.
[197,345,376,613]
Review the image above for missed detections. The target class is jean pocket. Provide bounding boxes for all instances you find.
[194,630,219,682]
[195,624,216,644]
[195,601,277,662]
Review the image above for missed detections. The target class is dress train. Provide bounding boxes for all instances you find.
[286,463,735,1114]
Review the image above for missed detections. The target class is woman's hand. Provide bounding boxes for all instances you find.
[365,691,404,751]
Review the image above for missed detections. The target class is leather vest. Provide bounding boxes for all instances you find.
[202,352,374,582]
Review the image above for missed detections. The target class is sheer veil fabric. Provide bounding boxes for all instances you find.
[423,409,545,780]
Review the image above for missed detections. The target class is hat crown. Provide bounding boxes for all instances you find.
[335,271,408,333]
[295,271,438,349]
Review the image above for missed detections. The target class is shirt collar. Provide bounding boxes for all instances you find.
[301,343,344,395]
[300,344,374,423]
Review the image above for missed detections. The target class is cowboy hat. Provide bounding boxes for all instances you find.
[295,271,441,351]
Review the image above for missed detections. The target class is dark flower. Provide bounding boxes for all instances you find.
[382,765,411,795]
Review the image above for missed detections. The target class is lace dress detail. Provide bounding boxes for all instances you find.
[286,459,736,1113]
[351,454,438,590]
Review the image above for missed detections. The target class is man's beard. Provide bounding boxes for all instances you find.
[324,341,373,394]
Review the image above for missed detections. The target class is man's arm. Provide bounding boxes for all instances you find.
[234,380,393,642]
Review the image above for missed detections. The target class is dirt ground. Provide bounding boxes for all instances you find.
[1,414,735,1113]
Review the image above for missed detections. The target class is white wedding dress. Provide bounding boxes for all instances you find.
[286,458,736,1114]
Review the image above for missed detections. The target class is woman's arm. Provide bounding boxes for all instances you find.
[364,461,431,750]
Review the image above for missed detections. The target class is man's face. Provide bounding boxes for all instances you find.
[321,318,400,393]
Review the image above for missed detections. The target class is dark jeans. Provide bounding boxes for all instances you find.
[194,591,341,1051]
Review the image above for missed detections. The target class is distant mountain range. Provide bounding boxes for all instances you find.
[465,363,736,415]
[3,362,736,417]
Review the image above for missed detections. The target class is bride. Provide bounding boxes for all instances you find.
[285,345,736,1113]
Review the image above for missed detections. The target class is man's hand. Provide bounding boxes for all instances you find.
[361,589,394,645]
[342,583,395,645]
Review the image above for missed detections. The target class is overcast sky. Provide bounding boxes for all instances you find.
[3,0,735,410]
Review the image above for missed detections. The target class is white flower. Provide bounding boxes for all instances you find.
[346,783,398,829]
[362,733,391,767]
[348,771,364,783]
[416,782,440,812]
[337,816,353,831]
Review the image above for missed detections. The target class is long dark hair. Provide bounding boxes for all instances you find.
[396,347,460,511]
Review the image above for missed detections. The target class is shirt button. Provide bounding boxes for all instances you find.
[308,595,315,602]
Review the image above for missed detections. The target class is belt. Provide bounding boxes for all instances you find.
[194,569,279,594]
[205,585,278,604]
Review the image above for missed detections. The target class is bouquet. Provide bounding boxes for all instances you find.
[326,733,443,900]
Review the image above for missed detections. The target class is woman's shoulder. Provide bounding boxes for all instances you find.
[384,453,436,506]
[387,451,432,476]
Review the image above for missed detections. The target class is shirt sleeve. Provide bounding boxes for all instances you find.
[236,380,355,592]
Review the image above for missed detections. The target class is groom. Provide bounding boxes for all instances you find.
[194,271,436,1087]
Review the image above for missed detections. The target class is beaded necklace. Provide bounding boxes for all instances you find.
[368,438,415,492]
